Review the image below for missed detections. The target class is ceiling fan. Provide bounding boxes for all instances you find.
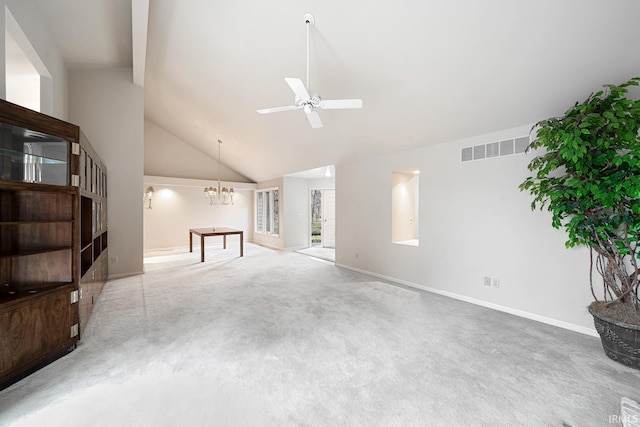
[257,13,363,129]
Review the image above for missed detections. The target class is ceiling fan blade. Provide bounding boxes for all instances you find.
[260,16,362,129]
[306,110,323,129]
[319,99,363,109]
[285,77,311,101]
[257,105,301,114]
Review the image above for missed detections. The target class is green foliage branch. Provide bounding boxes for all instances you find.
[519,77,640,317]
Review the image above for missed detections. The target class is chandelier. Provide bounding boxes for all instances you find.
[204,139,234,205]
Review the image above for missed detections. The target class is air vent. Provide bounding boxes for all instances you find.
[486,142,499,158]
[473,145,485,160]
[461,136,529,163]
[514,137,529,154]
[500,139,514,156]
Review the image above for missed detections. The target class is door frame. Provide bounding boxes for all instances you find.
[309,188,336,248]
[322,189,335,248]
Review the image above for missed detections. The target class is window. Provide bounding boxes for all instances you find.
[255,188,279,235]
[273,190,279,234]
[257,192,264,231]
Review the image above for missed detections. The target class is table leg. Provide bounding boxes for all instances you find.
[189,232,193,253]
[223,235,227,249]
[240,232,243,257]
[200,235,205,262]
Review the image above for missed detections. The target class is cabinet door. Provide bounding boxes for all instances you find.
[0,286,75,381]
[0,123,70,186]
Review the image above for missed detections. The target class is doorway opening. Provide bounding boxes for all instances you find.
[310,188,335,248]
[287,165,336,263]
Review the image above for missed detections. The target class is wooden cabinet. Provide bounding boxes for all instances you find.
[0,285,77,384]
[0,186,80,388]
[78,131,107,337]
[0,100,107,389]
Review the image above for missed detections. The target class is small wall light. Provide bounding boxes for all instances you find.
[144,186,154,209]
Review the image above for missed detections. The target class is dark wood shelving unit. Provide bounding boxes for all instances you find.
[77,130,107,338]
[0,99,107,390]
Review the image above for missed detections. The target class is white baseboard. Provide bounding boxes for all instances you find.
[144,240,243,254]
[336,263,598,338]
[249,240,283,251]
[285,245,308,252]
[144,244,188,253]
[108,270,144,280]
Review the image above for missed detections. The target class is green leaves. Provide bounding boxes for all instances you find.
[520,77,640,307]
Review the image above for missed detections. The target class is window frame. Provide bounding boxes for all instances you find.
[255,187,279,236]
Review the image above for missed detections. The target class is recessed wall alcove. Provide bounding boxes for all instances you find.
[391,168,419,246]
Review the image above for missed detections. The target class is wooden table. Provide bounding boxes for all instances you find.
[189,227,244,262]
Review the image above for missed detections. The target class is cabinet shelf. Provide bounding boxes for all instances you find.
[0,282,73,305]
[0,220,73,225]
[0,246,73,259]
[0,147,67,165]
[0,180,76,193]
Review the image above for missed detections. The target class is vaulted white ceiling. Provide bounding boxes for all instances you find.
[34,0,132,68]
[34,0,640,183]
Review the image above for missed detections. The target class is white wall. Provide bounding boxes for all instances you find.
[144,120,251,182]
[336,124,595,334]
[308,177,335,190]
[283,176,309,249]
[1,0,67,119]
[69,68,144,278]
[4,27,40,112]
[143,175,254,251]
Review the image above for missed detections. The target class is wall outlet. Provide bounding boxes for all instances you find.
[484,276,491,287]
[110,256,119,264]
[355,252,359,259]
[492,278,500,288]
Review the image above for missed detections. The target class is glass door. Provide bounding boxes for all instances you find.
[0,123,69,185]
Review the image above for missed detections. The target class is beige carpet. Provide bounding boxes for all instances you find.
[0,243,638,426]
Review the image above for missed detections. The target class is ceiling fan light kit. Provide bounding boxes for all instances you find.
[257,13,363,129]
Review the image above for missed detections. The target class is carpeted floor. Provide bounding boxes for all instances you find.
[0,243,638,426]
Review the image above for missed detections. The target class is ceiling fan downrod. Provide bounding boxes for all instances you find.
[304,13,314,93]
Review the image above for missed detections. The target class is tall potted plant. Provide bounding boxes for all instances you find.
[520,77,640,369]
